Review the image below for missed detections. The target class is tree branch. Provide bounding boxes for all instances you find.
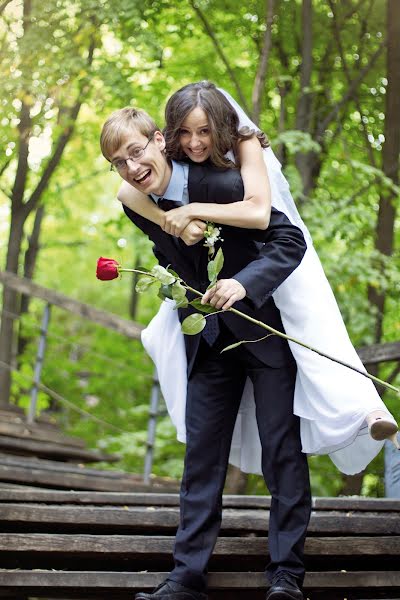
[10,0,32,210]
[387,363,400,386]
[316,40,386,140]
[189,0,250,114]
[295,0,313,132]
[328,0,376,167]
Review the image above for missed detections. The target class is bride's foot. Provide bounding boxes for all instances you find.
[367,410,399,449]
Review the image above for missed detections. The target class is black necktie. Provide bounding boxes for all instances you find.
[202,312,220,346]
[158,198,183,212]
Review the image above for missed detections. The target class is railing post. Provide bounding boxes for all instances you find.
[27,303,51,424]
[143,367,161,484]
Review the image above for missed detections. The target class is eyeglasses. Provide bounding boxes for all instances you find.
[110,133,155,172]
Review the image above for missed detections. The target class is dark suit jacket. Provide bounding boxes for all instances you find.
[123,162,306,374]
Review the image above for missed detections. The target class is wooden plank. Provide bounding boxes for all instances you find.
[1,504,399,534]
[0,489,399,512]
[0,570,399,590]
[0,466,149,493]
[0,421,86,448]
[357,341,400,365]
[0,454,140,478]
[0,270,143,339]
[0,435,118,463]
[0,533,399,557]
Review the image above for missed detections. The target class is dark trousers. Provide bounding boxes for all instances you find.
[169,329,311,592]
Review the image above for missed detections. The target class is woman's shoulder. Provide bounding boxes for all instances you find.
[117,181,149,202]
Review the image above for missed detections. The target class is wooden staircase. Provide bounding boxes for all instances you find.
[0,489,399,599]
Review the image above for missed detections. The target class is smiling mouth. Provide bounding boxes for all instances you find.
[135,169,151,184]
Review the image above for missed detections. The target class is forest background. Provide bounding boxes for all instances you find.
[0,0,399,497]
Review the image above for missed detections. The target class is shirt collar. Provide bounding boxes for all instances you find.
[150,160,185,204]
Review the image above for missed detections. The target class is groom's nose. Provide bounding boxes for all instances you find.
[126,158,141,176]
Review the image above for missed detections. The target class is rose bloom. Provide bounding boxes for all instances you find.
[96,257,120,280]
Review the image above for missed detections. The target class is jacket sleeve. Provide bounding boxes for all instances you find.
[233,207,307,310]
[122,204,170,268]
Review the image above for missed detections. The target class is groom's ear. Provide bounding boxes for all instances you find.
[153,130,166,152]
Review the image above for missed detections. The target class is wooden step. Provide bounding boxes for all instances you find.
[0,488,399,511]
[0,456,178,492]
[0,570,399,598]
[0,435,118,463]
[0,532,398,557]
[1,502,399,534]
[0,492,398,598]
[0,421,86,448]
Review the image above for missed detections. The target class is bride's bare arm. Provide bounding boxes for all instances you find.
[118,181,206,246]
[117,181,166,228]
[163,136,271,236]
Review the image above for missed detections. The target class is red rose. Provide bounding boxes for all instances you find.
[96,257,120,280]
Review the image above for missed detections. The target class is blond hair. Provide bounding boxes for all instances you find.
[100,108,159,161]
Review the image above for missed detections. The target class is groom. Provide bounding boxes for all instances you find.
[100,108,311,600]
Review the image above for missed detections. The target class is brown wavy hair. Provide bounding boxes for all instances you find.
[164,81,269,169]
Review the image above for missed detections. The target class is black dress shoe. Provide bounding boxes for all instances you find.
[135,580,208,600]
[266,571,303,600]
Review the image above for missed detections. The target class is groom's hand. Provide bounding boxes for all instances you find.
[180,220,206,246]
[202,279,246,310]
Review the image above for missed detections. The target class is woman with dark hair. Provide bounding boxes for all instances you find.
[118,81,272,236]
[117,81,398,476]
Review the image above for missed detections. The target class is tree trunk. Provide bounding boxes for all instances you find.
[17,204,45,357]
[368,0,400,348]
[0,210,25,406]
[295,0,314,197]
[251,0,275,126]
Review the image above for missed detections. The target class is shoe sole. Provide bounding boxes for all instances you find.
[370,420,398,441]
[267,593,303,600]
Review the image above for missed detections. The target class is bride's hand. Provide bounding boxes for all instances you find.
[179,219,206,246]
[162,204,194,237]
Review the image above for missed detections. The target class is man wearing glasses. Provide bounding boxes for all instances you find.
[100,108,310,600]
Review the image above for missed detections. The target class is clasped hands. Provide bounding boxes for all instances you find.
[161,204,205,246]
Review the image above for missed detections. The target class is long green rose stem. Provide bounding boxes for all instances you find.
[183,284,399,395]
[120,269,399,395]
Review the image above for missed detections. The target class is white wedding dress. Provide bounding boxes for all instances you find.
[141,91,393,477]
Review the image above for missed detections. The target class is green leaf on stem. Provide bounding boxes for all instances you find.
[167,268,181,279]
[189,299,218,314]
[158,284,174,300]
[207,247,224,284]
[220,341,244,352]
[221,334,274,353]
[151,265,176,285]
[181,313,206,335]
[135,276,158,293]
[172,281,188,308]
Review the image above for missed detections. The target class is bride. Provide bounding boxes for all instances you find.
[118,81,398,476]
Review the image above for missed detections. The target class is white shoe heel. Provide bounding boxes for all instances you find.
[367,410,399,449]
